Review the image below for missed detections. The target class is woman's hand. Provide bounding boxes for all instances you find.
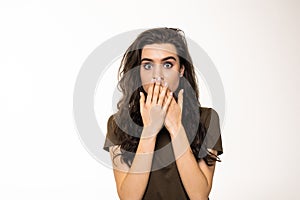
[139,79,173,138]
[164,89,184,138]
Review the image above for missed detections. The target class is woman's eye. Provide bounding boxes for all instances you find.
[163,62,173,69]
[143,63,152,70]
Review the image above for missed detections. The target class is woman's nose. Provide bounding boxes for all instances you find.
[152,65,164,80]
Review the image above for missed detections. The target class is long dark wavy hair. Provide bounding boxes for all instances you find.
[111,27,221,167]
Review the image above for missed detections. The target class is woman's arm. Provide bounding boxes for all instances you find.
[170,125,217,200]
[164,89,218,199]
[110,128,157,200]
[111,79,173,200]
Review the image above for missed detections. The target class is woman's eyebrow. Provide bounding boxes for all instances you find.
[162,56,177,61]
[141,56,177,62]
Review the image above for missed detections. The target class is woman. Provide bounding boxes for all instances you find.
[103,27,223,200]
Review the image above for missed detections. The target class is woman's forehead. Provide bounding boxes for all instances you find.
[141,43,178,59]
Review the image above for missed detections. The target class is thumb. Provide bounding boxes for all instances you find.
[178,89,184,111]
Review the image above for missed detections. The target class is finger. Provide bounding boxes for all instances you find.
[178,89,184,111]
[162,88,171,105]
[157,82,168,106]
[146,79,155,105]
[139,92,145,112]
[159,84,162,93]
[152,78,161,105]
[162,91,173,112]
[163,96,167,105]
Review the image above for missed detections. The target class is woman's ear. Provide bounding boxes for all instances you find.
[180,65,185,77]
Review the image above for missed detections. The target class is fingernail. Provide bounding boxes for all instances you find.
[181,89,184,94]
[140,92,143,96]
[156,78,161,84]
[164,82,168,87]
[169,91,173,96]
[151,78,155,83]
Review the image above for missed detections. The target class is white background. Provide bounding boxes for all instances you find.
[1,0,299,199]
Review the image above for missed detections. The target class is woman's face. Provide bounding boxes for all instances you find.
[140,43,185,93]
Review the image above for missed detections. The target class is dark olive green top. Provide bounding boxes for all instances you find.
[103,107,223,200]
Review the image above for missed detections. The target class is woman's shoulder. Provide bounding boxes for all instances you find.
[199,106,220,128]
[106,113,119,137]
[199,106,218,114]
[107,113,119,125]
[199,106,219,117]
[107,113,115,123]
[199,106,223,156]
[103,113,120,152]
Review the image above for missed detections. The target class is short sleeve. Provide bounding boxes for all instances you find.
[205,108,223,156]
[103,115,121,152]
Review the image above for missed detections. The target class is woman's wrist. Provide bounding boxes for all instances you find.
[140,126,159,140]
[169,123,183,139]
[170,125,191,159]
